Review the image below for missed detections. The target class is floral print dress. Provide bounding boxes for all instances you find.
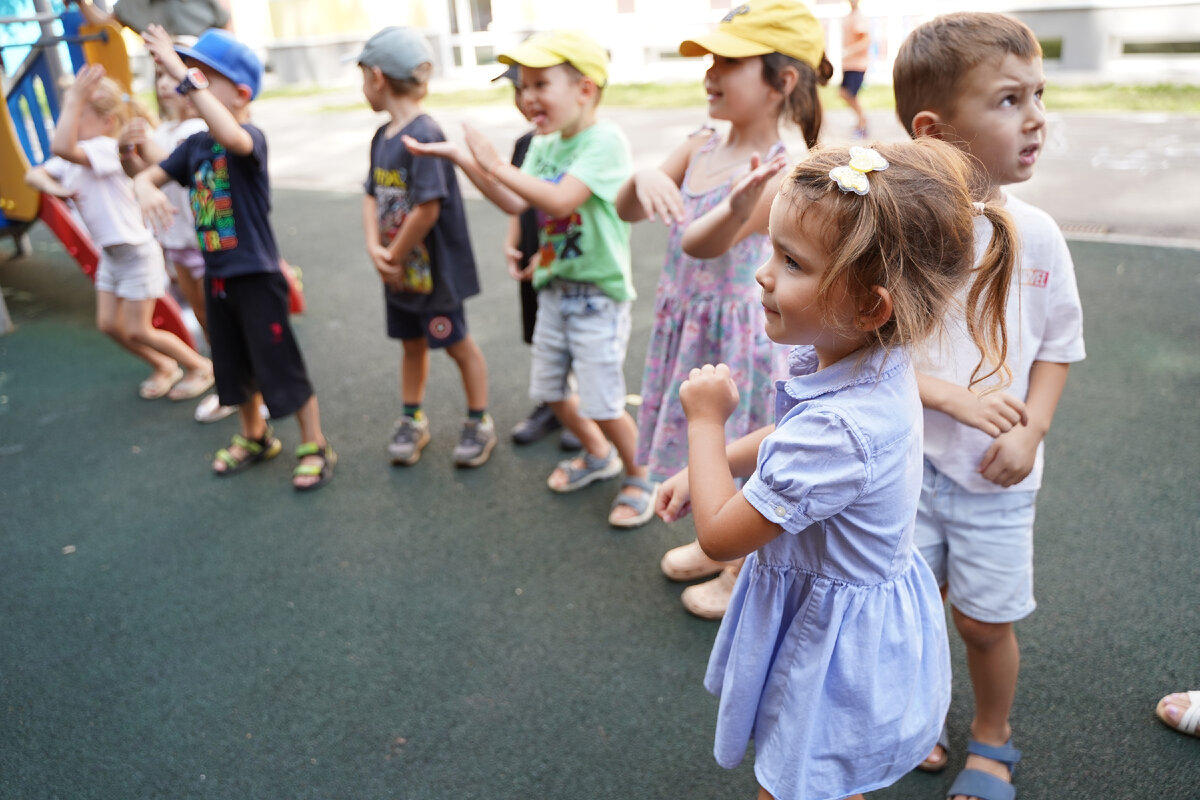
[636,132,789,482]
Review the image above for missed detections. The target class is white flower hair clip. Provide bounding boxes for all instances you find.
[829,146,889,196]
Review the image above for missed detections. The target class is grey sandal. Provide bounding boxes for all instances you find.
[608,476,659,529]
[547,446,622,493]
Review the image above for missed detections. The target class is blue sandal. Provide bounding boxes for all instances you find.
[547,446,622,493]
[947,738,1021,800]
[608,476,658,529]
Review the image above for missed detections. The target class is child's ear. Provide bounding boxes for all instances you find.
[858,286,893,332]
[911,109,947,140]
[579,76,599,103]
[776,64,799,97]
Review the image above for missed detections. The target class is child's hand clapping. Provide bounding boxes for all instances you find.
[631,167,685,225]
[728,152,787,222]
[462,123,501,175]
[680,362,741,425]
[400,135,460,162]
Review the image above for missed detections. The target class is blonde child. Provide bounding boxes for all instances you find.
[894,14,1086,797]
[353,27,495,468]
[615,0,832,614]
[655,138,1018,800]
[120,60,234,423]
[134,26,335,490]
[409,30,648,526]
[25,64,213,401]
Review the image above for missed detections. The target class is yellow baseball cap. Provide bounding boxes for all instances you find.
[679,0,824,70]
[498,30,609,88]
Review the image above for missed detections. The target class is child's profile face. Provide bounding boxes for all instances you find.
[704,54,777,124]
[757,193,863,363]
[517,64,591,135]
[939,53,1046,187]
[359,65,385,112]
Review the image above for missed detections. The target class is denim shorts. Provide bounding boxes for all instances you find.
[95,240,167,301]
[913,458,1038,623]
[530,279,631,421]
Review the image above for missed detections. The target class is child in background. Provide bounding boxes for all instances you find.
[134,26,335,490]
[839,0,870,138]
[354,26,495,468]
[656,138,1018,800]
[25,64,214,402]
[893,13,1086,796]
[120,59,234,423]
[414,30,650,526]
[616,0,831,619]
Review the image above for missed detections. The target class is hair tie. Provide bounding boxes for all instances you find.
[120,93,131,103]
[829,146,889,196]
[972,201,986,215]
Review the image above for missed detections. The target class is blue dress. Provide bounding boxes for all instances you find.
[705,346,951,800]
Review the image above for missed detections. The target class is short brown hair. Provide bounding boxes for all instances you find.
[893,12,1041,137]
[782,139,1016,388]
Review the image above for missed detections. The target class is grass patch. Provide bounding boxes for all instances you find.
[308,79,1200,114]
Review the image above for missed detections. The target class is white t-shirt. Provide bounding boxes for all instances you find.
[914,192,1086,494]
[152,118,208,250]
[41,136,152,248]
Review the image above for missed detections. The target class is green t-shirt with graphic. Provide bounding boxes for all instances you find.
[520,120,634,301]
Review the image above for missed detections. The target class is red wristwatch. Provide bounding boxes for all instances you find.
[175,67,209,95]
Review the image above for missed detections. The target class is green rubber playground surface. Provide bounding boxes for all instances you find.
[1,191,1197,799]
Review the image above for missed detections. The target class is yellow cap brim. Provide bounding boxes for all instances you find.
[498,43,565,70]
[679,30,774,59]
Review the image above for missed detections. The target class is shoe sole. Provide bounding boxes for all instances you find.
[454,435,497,468]
[389,429,431,466]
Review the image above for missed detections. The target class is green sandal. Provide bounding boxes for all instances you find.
[293,440,336,492]
[213,428,282,476]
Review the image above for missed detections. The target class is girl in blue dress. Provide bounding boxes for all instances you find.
[656,138,1019,800]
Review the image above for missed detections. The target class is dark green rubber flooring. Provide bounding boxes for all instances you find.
[1,191,1197,799]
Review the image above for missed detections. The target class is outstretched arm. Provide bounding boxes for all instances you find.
[678,364,783,561]
[402,125,526,215]
[463,128,591,220]
[25,165,75,198]
[682,152,786,259]
[142,25,252,155]
[132,164,177,232]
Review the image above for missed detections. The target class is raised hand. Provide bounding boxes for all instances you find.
[462,123,501,176]
[142,24,186,81]
[680,363,740,426]
[728,152,787,222]
[400,135,460,162]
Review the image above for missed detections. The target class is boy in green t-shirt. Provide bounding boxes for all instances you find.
[412,30,654,527]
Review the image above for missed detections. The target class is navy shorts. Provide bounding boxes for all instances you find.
[386,301,468,349]
[206,271,314,418]
[841,70,865,96]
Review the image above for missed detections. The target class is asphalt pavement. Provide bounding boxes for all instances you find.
[1,94,1198,799]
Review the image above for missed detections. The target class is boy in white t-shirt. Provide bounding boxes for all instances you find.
[893,12,1086,800]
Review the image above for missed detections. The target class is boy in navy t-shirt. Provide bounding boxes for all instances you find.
[355,26,494,468]
[134,26,335,491]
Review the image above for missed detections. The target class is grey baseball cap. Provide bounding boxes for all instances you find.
[353,26,433,80]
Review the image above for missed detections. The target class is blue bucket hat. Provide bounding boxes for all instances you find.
[175,28,263,99]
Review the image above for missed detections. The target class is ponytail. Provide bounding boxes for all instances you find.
[762,52,831,150]
[964,200,1017,389]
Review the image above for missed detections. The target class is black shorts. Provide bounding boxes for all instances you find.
[206,272,314,418]
[386,300,468,349]
[841,70,865,96]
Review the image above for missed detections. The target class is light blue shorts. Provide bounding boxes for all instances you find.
[95,240,167,301]
[914,458,1038,624]
[530,279,631,421]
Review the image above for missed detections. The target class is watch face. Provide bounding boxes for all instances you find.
[187,68,209,89]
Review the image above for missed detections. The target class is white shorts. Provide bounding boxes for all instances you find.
[529,280,631,421]
[914,458,1038,624]
[95,240,168,301]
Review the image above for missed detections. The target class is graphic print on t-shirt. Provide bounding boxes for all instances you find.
[534,172,584,271]
[190,145,237,252]
[374,165,433,294]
